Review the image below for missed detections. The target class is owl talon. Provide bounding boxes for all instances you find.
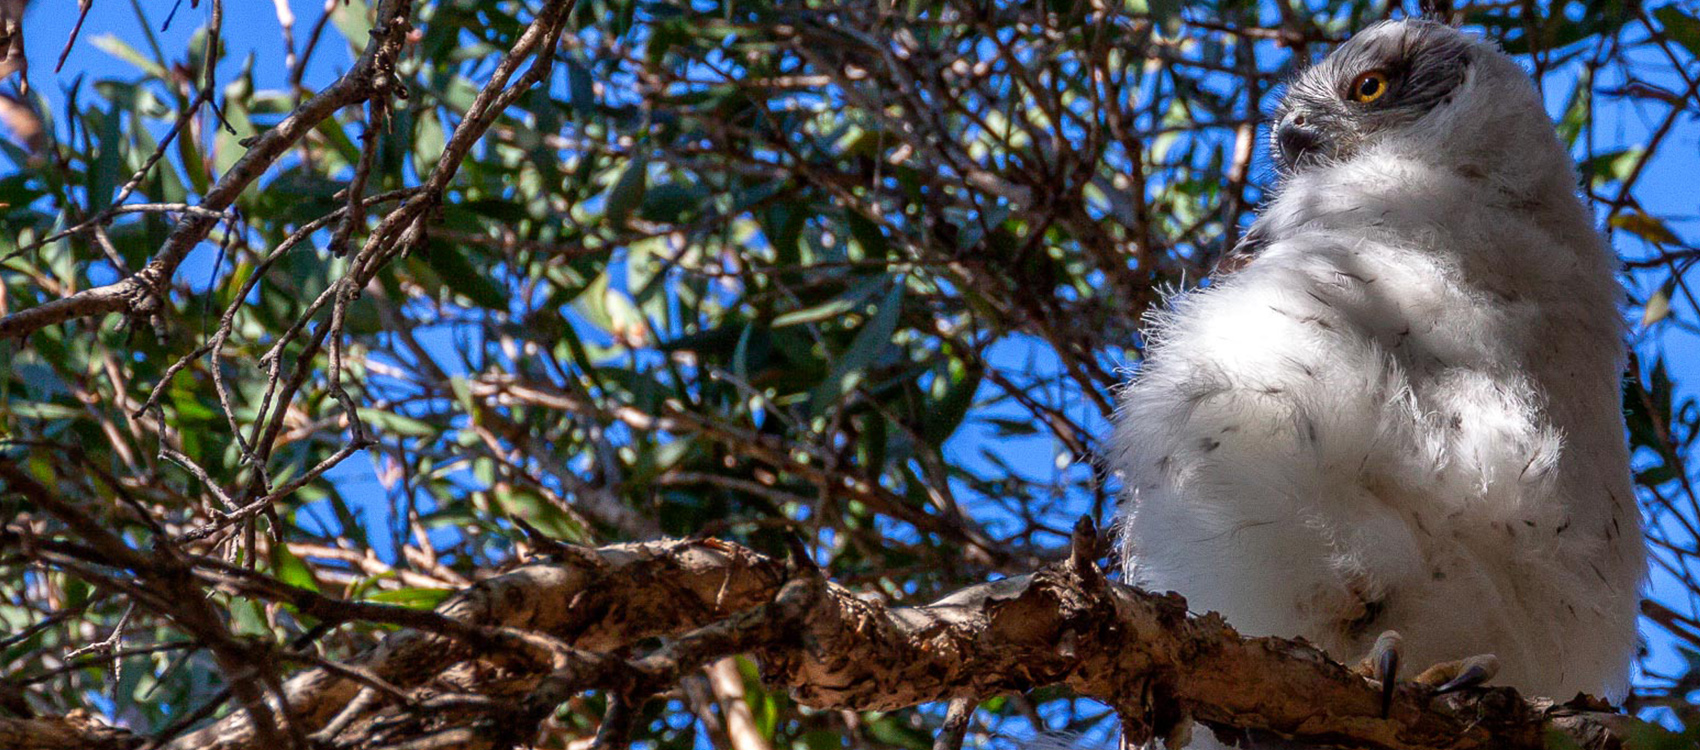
[1416,653,1500,695]
[1351,630,1403,718]
[1353,634,1498,714]
[1372,631,1401,717]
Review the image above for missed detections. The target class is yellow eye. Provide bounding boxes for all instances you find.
[1349,70,1390,103]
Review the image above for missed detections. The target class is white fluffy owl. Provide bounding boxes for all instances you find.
[1112,17,1645,718]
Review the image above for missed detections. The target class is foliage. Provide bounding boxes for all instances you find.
[1,0,1697,746]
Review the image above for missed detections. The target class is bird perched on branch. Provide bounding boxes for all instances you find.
[1112,17,1644,739]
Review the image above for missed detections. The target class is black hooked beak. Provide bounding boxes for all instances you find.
[1276,111,1327,168]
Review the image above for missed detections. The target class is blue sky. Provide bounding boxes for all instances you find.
[14,0,1700,726]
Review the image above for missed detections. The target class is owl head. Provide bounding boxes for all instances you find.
[1271,20,1572,191]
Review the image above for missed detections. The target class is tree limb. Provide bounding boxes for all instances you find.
[8,532,1648,750]
[0,713,140,750]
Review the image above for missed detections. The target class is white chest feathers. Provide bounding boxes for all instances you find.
[1111,154,1643,701]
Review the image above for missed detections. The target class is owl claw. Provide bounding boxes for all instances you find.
[1352,630,1403,718]
[1371,631,1401,717]
[1421,653,1501,695]
[1353,633,1499,715]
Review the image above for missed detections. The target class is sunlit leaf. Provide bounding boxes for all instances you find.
[1612,211,1680,245]
[270,543,322,593]
[364,587,454,610]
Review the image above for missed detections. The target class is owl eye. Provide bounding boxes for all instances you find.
[1348,70,1390,103]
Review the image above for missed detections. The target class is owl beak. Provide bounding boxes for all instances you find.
[1276,112,1327,168]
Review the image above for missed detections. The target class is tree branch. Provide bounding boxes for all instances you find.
[10,533,1646,750]
[0,713,140,750]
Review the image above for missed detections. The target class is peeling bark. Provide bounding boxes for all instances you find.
[4,535,1665,750]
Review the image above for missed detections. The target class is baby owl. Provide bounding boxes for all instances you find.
[1112,17,1646,726]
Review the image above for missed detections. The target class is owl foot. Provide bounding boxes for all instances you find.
[1413,653,1501,694]
[1352,630,1501,718]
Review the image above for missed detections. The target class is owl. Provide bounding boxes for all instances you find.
[1112,17,1645,724]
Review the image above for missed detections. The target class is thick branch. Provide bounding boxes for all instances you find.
[0,714,140,750]
[160,539,788,750]
[108,536,1660,750]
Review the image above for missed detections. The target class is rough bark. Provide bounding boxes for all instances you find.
[0,712,141,750]
[5,529,1665,750]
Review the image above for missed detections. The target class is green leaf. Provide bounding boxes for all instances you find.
[269,543,321,593]
[422,241,509,311]
[639,179,705,224]
[987,417,1041,437]
[1555,67,1591,146]
[88,34,171,79]
[1642,280,1673,327]
[3,402,84,420]
[922,358,982,446]
[87,104,123,213]
[1611,211,1680,244]
[228,597,270,637]
[311,119,363,169]
[357,408,439,438]
[772,276,886,328]
[496,487,589,542]
[844,209,890,258]
[1124,0,1182,35]
[1654,5,1700,59]
[1577,148,1643,186]
[413,108,447,176]
[364,587,453,610]
[168,379,218,422]
[809,281,905,416]
[566,59,597,117]
[331,0,374,55]
[603,156,648,227]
